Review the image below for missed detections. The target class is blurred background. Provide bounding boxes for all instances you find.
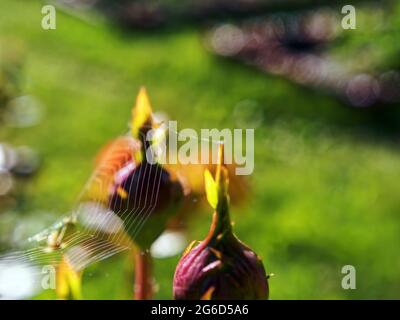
[1,0,400,299]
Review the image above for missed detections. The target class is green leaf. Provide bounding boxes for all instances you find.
[204,169,218,209]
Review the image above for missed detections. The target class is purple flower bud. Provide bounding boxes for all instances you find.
[173,144,269,300]
[106,88,185,249]
[109,160,184,249]
[173,233,269,299]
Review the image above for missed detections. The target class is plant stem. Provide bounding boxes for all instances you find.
[134,248,153,300]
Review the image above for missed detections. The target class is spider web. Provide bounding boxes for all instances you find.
[0,129,165,285]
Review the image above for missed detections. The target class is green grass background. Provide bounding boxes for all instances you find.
[1,0,400,299]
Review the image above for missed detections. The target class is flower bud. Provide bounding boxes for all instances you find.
[109,160,184,249]
[173,144,269,299]
[108,88,185,249]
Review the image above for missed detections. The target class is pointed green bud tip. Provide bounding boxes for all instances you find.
[131,86,154,139]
